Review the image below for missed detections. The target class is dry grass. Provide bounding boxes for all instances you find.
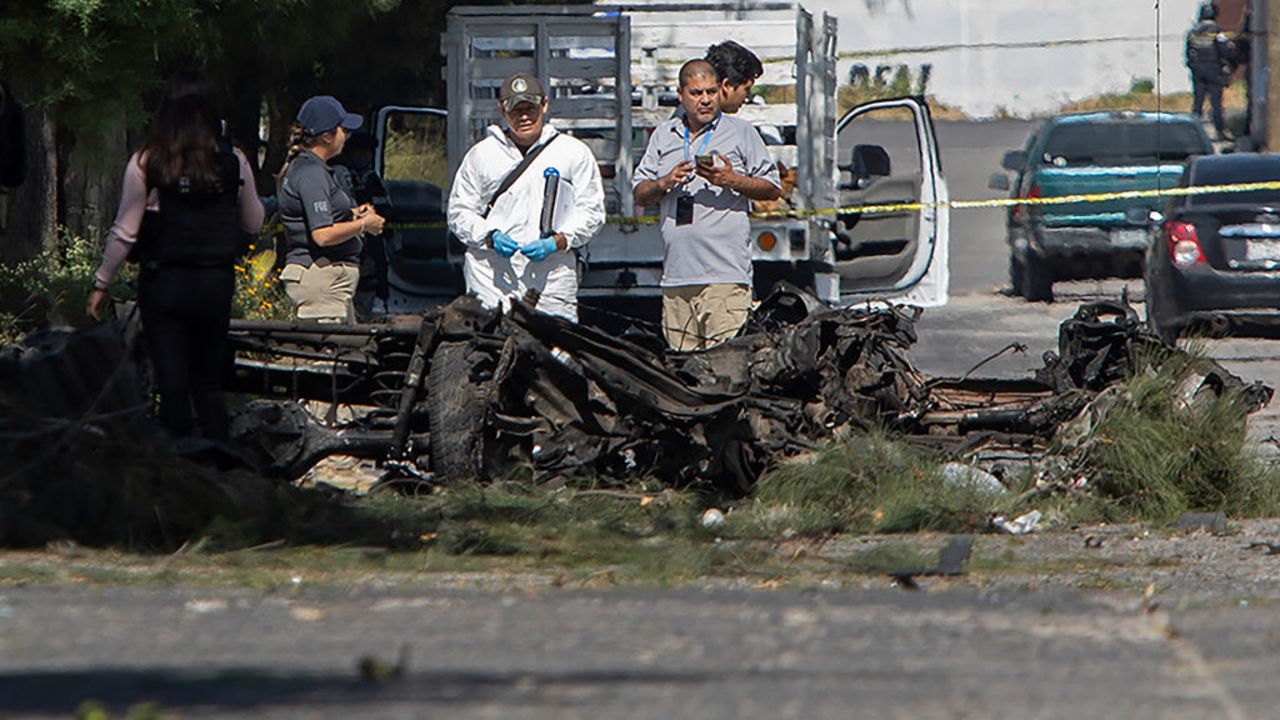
[2,318,1276,589]
[836,85,969,120]
[1057,83,1248,115]
[382,124,450,190]
[756,84,968,120]
[1061,351,1280,523]
[725,433,998,537]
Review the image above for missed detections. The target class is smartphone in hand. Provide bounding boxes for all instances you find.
[695,154,716,169]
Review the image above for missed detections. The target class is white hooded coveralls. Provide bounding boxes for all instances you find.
[447,124,605,322]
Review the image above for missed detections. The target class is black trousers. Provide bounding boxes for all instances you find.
[138,264,235,442]
[1191,68,1226,137]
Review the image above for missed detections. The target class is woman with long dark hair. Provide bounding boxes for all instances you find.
[276,96,385,322]
[87,70,264,442]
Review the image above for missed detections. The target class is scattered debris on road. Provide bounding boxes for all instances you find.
[889,535,975,589]
[992,510,1043,535]
[0,288,1273,549]
[227,291,1272,495]
[1172,512,1229,533]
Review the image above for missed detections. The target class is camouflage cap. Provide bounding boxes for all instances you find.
[499,73,546,112]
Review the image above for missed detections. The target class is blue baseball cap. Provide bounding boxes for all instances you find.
[296,95,363,135]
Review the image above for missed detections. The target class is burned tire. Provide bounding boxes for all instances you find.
[428,340,489,482]
[1021,250,1053,303]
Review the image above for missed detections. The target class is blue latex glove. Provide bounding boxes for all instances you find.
[490,230,519,257]
[520,236,558,262]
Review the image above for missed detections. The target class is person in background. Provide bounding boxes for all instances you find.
[276,96,385,322]
[705,40,764,114]
[705,41,792,215]
[86,70,264,442]
[1186,2,1232,140]
[633,59,782,352]
[333,130,387,206]
[332,130,392,315]
[447,73,605,322]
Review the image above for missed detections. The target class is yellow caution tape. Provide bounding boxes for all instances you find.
[748,179,1280,222]
[255,180,1280,235]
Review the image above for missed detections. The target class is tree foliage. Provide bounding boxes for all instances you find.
[1,0,584,168]
[0,0,193,143]
[0,0,588,255]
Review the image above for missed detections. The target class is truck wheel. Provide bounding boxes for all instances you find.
[428,340,490,482]
[1008,254,1024,297]
[1021,250,1053,303]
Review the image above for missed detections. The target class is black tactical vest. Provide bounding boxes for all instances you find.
[1186,21,1224,70]
[135,141,246,267]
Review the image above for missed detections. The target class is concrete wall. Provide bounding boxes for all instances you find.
[804,0,1206,117]
[611,0,1231,117]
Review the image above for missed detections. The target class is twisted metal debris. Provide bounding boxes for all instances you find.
[2,292,1267,549]
[222,288,1272,493]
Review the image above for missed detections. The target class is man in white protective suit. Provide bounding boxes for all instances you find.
[446,73,605,322]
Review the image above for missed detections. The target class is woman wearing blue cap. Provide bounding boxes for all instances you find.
[276,95,385,322]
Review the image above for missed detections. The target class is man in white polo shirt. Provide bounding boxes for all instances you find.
[633,59,782,351]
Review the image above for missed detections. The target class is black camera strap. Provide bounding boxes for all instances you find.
[483,134,559,218]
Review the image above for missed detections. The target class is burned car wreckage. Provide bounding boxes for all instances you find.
[218,286,1273,494]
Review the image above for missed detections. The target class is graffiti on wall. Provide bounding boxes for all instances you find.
[847,63,933,96]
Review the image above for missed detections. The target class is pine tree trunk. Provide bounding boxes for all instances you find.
[35,105,56,254]
[61,115,126,246]
[2,103,57,262]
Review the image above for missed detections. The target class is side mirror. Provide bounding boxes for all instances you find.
[1126,207,1163,226]
[1001,150,1027,172]
[988,173,1011,192]
[851,144,891,179]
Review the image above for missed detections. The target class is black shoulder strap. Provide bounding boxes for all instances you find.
[483,133,559,218]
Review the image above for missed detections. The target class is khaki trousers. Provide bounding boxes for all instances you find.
[281,262,359,323]
[661,284,751,352]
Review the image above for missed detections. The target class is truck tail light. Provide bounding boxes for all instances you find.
[1013,184,1040,224]
[1165,221,1205,268]
[756,231,778,252]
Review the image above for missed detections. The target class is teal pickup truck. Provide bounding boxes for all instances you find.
[991,111,1214,301]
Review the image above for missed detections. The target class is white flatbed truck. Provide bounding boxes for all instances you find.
[372,1,949,325]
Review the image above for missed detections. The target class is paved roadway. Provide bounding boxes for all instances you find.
[934,119,1036,297]
[2,585,1278,719]
[6,119,1280,719]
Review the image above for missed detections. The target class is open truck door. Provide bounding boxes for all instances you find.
[830,96,949,307]
[372,106,462,312]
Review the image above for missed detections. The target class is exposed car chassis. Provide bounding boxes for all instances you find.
[222,288,1273,493]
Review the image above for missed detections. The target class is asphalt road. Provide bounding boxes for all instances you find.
[933,119,1036,296]
[1,585,1274,719]
[6,118,1280,719]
